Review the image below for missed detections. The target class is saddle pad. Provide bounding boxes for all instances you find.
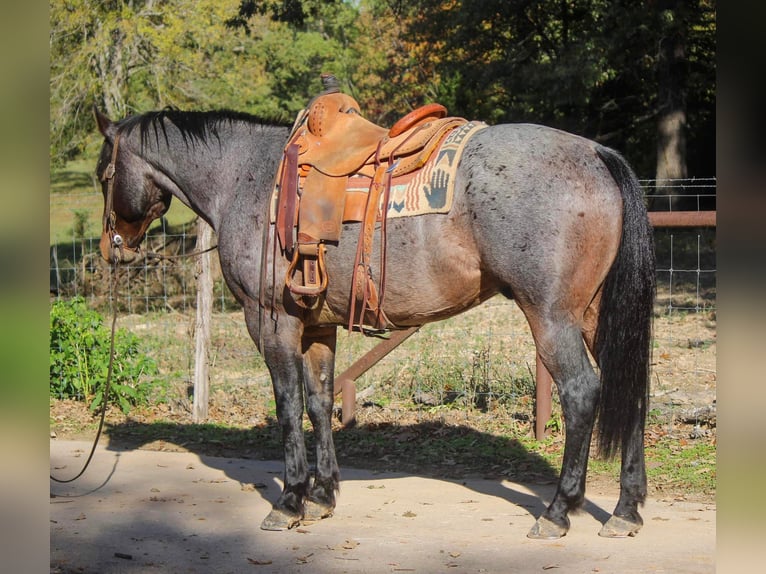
[269,121,487,223]
[347,121,487,218]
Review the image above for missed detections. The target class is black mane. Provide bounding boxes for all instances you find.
[117,108,292,149]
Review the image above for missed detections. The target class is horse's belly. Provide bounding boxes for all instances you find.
[379,258,490,326]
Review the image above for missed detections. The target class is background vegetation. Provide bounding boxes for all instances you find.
[50,0,715,192]
[50,297,161,412]
[48,0,716,499]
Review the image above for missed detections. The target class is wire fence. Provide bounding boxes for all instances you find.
[49,180,717,425]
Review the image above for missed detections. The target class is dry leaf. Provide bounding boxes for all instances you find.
[295,553,314,564]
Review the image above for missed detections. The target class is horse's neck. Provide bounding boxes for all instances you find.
[150,126,283,229]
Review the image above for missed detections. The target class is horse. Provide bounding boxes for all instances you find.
[93,105,655,540]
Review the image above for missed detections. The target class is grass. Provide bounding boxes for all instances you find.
[49,157,716,501]
[645,435,716,495]
[52,304,716,500]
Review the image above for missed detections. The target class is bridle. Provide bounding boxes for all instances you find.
[99,131,217,263]
[100,132,139,264]
[51,127,219,485]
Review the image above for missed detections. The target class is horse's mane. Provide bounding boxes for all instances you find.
[117,108,292,149]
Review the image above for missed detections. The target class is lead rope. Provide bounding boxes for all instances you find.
[51,131,218,483]
[51,133,124,483]
[50,265,119,483]
[49,240,218,483]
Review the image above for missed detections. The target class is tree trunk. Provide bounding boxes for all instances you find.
[654,1,688,210]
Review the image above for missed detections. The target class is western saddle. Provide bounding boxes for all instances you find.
[273,75,467,333]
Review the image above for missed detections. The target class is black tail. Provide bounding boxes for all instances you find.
[594,146,656,459]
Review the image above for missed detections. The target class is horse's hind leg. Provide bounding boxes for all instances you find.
[598,421,646,537]
[524,314,601,539]
[582,299,646,538]
[301,326,340,522]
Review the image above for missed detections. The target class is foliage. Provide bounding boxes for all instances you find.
[50,297,160,413]
[380,0,716,177]
[49,0,715,179]
[49,0,364,164]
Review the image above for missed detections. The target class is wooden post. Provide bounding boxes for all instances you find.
[535,352,553,440]
[333,326,421,427]
[192,219,213,423]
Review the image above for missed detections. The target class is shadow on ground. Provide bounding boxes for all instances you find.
[101,418,612,526]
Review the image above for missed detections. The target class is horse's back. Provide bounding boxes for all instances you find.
[320,122,625,328]
[458,123,622,210]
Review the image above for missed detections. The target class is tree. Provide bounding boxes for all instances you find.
[49,0,369,164]
[49,0,715,185]
[50,0,273,165]
[364,0,715,182]
[656,0,688,189]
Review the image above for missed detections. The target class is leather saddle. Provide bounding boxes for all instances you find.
[274,76,466,333]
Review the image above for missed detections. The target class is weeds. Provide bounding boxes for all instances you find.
[50,297,162,413]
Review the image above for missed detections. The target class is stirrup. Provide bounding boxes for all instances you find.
[285,244,328,299]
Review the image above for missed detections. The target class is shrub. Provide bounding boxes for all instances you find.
[50,297,159,413]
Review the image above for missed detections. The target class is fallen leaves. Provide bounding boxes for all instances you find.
[328,539,360,551]
[295,552,314,564]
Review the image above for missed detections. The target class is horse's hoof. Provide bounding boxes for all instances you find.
[598,515,642,538]
[260,508,301,531]
[527,516,568,540]
[303,499,334,522]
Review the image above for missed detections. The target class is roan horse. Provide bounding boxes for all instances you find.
[93,103,655,540]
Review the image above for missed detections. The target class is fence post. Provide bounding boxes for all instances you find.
[192,219,213,423]
[535,354,553,440]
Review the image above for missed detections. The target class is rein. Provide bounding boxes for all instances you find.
[50,268,119,484]
[51,131,216,484]
[145,243,218,261]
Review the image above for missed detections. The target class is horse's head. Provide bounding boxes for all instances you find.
[94,108,172,264]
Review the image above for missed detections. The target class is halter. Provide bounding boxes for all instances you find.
[100,131,132,263]
[99,131,218,264]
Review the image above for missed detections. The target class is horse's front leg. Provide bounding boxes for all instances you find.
[301,326,340,521]
[258,324,312,531]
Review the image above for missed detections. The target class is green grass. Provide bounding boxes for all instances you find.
[48,157,716,500]
[50,159,197,245]
[645,437,716,495]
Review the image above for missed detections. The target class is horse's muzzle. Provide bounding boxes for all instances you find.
[99,232,142,264]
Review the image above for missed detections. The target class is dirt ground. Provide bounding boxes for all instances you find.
[50,299,716,573]
[50,440,716,574]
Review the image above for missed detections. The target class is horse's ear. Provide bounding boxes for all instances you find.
[93,106,117,140]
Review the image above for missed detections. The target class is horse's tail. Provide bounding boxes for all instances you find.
[594,145,656,459]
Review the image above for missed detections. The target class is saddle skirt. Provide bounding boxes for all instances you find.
[269,85,487,333]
